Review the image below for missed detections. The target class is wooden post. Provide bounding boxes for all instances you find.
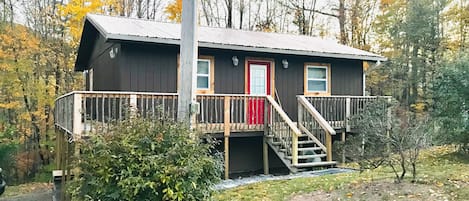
[177,0,198,127]
[224,97,230,180]
[263,137,269,175]
[224,97,231,137]
[326,131,332,161]
[130,94,137,118]
[341,132,346,164]
[292,134,298,166]
[345,97,351,132]
[297,97,303,127]
[263,99,269,175]
[72,93,83,139]
[224,136,229,180]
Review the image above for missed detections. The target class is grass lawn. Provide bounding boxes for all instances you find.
[215,146,469,201]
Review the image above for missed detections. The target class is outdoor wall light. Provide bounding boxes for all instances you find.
[282,59,289,69]
[232,56,239,67]
[109,47,119,59]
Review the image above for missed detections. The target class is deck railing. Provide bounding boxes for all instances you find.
[303,96,391,131]
[54,91,178,139]
[297,96,336,161]
[196,94,266,133]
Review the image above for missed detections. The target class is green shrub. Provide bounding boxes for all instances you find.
[432,51,469,152]
[70,117,222,201]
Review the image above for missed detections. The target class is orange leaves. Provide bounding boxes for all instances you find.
[165,0,182,22]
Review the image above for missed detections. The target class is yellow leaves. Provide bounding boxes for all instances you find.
[58,0,109,47]
[411,102,427,113]
[165,0,182,22]
[0,101,22,109]
[346,192,353,198]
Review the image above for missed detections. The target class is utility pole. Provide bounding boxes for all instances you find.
[177,0,198,127]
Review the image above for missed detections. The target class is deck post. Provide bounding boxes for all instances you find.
[341,132,346,164]
[72,93,83,139]
[130,94,137,118]
[292,134,298,166]
[224,136,229,180]
[345,97,351,132]
[224,96,231,179]
[326,131,332,161]
[263,99,269,175]
[224,97,231,137]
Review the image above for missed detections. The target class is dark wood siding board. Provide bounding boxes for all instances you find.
[90,45,120,91]
[108,43,363,121]
[119,42,178,93]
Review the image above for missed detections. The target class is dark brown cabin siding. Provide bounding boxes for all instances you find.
[119,43,178,92]
[89,42,120,91]
[109,43,363,119]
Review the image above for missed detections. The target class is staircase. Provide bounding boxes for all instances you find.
[264,96,337,172]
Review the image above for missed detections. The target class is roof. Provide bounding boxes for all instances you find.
[76,14,386,70]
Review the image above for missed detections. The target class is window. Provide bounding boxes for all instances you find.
[178,55,215,94]
[304,63,330,95]
[197,59,210,90]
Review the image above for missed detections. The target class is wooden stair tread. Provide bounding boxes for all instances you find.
[285,154,326,159]
[294,161,337,168]
[298,147,323,151]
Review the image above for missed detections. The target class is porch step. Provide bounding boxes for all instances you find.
[285,154,326,160]
[298,147,323,152]
[279,147,323,153]
[298,140,316,145]
[294,161,337,168]
[271,139,318,146]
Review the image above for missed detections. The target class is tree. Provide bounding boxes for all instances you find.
[432,51,469,153]
[342,99,431,182]
[70,117,222,201]
[165,0,182,22]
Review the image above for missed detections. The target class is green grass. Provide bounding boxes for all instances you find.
[214,146,469,201]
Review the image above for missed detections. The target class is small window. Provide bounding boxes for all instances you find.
[197,59,210,89]
[177,55,215,94]
[305,64,330,95]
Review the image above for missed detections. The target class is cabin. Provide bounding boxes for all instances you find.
[54,14,390,180]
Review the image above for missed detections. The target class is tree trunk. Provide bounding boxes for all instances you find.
[338,0,347,44]
[226,0,233,28]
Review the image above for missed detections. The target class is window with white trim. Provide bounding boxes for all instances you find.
[196,59,211,90]
[306,65,328,92]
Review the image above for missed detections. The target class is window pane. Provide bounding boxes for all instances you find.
[308,80,326,91]
[197,76,209,89]
[308,67,326,79]
[197,60,209,74]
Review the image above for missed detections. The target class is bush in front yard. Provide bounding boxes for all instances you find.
[70,117,222,201]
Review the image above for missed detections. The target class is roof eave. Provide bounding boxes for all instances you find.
[106,34,387,62]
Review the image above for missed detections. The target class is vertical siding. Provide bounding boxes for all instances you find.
[90,43,120,91]
[119,43,178,92]
[106,42,363,120]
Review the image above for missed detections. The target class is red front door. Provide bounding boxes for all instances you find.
[247,61,271,124]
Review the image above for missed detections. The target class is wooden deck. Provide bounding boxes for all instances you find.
[55,91,391,176]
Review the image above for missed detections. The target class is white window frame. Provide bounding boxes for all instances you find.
[306,65,328,93]
[196,59,211,90]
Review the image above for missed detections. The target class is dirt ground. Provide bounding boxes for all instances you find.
[0,183,52,201]
[290,181,454,201]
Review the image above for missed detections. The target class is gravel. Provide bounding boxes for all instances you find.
[215,168,354,190]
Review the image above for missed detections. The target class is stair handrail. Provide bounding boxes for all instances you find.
[297,96,336,161]
[298,96,336,135]
[265,96,300,165]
